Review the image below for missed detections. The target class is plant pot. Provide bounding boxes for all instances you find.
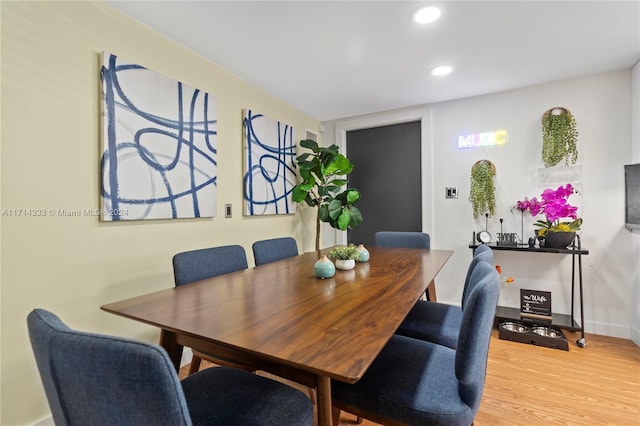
[335,259,356,270]
[543,231,576,248]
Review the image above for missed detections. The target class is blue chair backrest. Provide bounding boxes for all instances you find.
[473,244,494,264]
[374,231,430,249]
[455,261,499,416]
[173,245,248,286]
[252,237,299,266]
[462,245,494,309]
[27,309,192,426]
[27,309,68,425]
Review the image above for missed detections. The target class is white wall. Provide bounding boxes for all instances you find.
[631,61,640,346]
[325,69,634,340]
[1,3,319,425]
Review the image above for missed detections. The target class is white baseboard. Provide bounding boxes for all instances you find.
[630,324,640,347]
[584,320,633,341]
[33,416,54,426]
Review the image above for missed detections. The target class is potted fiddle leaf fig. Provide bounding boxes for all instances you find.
[292,139,363,251]
[541,107,579,167]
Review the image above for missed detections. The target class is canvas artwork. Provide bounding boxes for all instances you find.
[243,109,296,215]
[100,52,217,221]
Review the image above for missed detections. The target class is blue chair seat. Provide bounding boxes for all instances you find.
[395,301,462,349]
[183,366,314,425]
[332,335,473,426]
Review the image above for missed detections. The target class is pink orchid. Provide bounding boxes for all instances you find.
[516,183,582,233]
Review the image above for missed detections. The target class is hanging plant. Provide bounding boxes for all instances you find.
[541,107,578,167]
[469,159,497,220]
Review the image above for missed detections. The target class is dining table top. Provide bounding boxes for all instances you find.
[101,246,453,384]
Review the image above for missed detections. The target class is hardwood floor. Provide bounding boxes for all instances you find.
[180,331,640,425]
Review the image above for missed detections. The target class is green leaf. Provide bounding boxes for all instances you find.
[318,204,330,222]
[337,210,350,230]
[347,205,363,227]
[329,179,348,187]
[292,186,309,203]
[328,199,342,220]
[346,189,360,204]
[323,184,338,193]
[296,153,312,163]
[300,139,319,151]
[325,154,353,175]
[325,144,340,155]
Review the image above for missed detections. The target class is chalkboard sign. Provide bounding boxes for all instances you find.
[520,289,552,320]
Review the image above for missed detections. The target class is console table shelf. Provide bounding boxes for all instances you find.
[495,306,581,332]
[470,237,588,347]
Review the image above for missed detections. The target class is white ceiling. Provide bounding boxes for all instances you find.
[105,1,640,121]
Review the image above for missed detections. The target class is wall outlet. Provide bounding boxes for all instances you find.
[445,187,458,199]
[225,204,232,218]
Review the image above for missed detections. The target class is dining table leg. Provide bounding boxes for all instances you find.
[316,375,333,426]
[159,329,183,372]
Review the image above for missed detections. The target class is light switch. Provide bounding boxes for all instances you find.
[225,204,232,218]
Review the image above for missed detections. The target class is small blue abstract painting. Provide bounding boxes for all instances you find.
[243,110,296,215]
[100,52,217,221]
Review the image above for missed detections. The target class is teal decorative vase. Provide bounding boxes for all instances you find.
[314,255,336,279]
[356,244,370,262]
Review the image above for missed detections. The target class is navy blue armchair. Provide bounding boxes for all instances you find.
[331,261,499,426]
[395,244,494,349]
[172,245,250,375]
[27,309,314,426]
[252,237,299,266]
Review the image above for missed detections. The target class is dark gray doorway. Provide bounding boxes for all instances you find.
[347,121,422,246]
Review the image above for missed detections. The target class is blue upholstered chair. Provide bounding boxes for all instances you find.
[172,245,250,375]
[374,231,430,249]
[374,231,436,301]
[331,261,500,426]
[27,309,314,426]
[252,237,299,266]
[172,245,248,286]
[395,244,494,349]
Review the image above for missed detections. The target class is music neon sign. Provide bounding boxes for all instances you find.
[458,130,507,149]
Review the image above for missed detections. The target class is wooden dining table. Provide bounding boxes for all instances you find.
[101,246,453,426]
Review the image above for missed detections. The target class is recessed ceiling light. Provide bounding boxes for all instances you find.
[413,6,441,24]
[431,65,453,76]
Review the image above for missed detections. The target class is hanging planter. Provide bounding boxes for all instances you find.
[469,159,497,220]
[541,107,578,167]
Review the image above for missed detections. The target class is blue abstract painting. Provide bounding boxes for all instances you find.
[243,110,296,215]
[100,52,217,221]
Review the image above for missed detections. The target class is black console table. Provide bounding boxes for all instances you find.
[470,236,589,347]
